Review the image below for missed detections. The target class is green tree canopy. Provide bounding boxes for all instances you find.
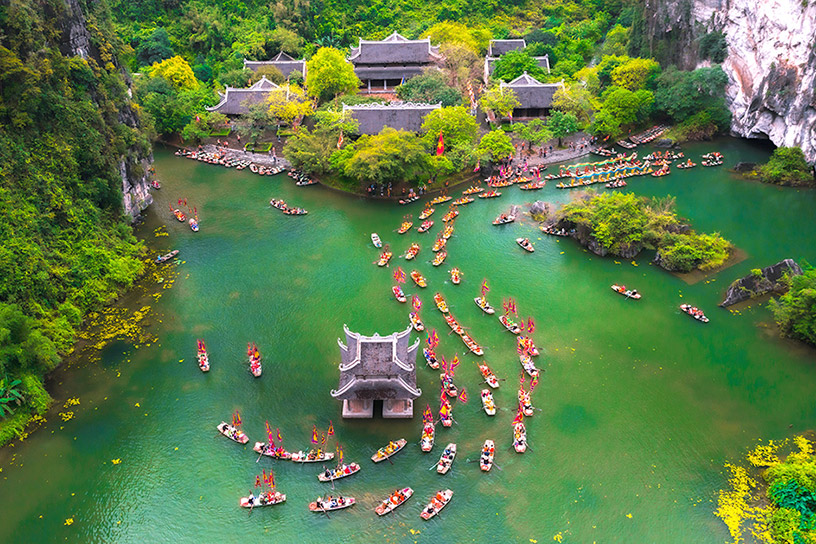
[513,119,553,148]
[758,147,814,186]
[338,127,428,184]
[306,47,360,103]
[770,266,816,345]
[479,85,520,121]
[548,110,581,146]
[477,129,515,162]
[654,66,731,129]
[135,27,174,68]
[611,57,661,91]
[492,51,548,82]
[420,106,479,151]
[591,86,653,137]
[552,83,597,127]
[421,21,490,54]
[396,71,462,107]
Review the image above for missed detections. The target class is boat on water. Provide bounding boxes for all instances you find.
[308,493,357,513]
[463,186,483,195]
[397,221,413,234]
[513,422,527,453]
[440,373,458,398]
[432,250,447,266]
[248,342,262,377]
[611,284,641,299]
[605,179,627,188]
[479,190,501,199]
[519,181,546,190]
[156,250,179,264]
[441,209,459,222]
[481,389,496,416]
[421,489,453,520]
[441,224,455,240]
[420,420,435,452]
[377,247,393,267]
[372,438,408,463]
[392,285,407,303]
[478,362,500,388]
[474,295,495,314]
[240,490,286,508]
[196,339,209,372]
[283,207,308,215]
[519,389,534,417]
[409,311,425,331]
[270,198,288,210]
[439,398,453,427]
[309,495,355,512]
[151,179,161,189]
[518,336,539,356]
[461,332,484,356]
[411,270,427,288]
[436,444,456,474]
[253,442,293,460]
[295,178,318,186]
[680,304,709,323]
[677,160,696,169]
[291,449,335,463]
[217,422,249,444]
[480,440,495,471]
[540,224,571,237]
[419,207,435,220]
[317,463,360,482]
[430,194,452,205]
[399,194,420,205]
[493,213,515,225]
[405,243,420,260]
[499,314,522,334]
[516,237,535,252]
[443,313,463,335]
[452,197,474,206]
[519,355,540,377]
[417,220,434,233]
[375,487,413,516]
[189,217,200,232]
[433,293,449,313]
[432,237,447,252]
[371,233,382,248]
[423,347,440,369]
[171,207,186,222]
[449,268,461,285]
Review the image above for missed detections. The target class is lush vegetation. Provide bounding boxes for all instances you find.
[757,147,814,186]
[717,435,816,544]
[556,192,732,272]
[770,267,816,346]
[0,0,151,440]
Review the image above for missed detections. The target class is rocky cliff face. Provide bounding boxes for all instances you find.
[642,0,816,163]
[720,259,803,307]
[61,0,153,220]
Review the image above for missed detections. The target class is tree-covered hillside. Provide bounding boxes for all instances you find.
[0,0,151,442]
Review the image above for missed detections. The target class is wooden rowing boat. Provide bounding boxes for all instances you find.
[513,422,527,453]
[417,220,434,233]
[518,388,534,417]
[217,422,248,444]
[518,336,539,356]
[397,221,413,234]
[423,347,440,369]
[480,389,496,416]
[436,443,456,474]
[371,233,382,247]
[253,442,293,460]
[516,237,534,252]
[432,250,447,266]
[377,248,393,267]
[291,449,335,463]
[474,296,495,314]
[411,270,427,287]
[478,362,500,388]
[375,487,413,515]
[519,355,540,377]
[409,311,425,331]
[420,489,453,520]
[680,304,709,323]
[392,285,407,303]
[371,438,407,463]
[611,284,641,299]
[405,243,420,260]
[480,440,495,471]
[419,207,435,220]
[499,314,522,334]
[240,491,286,508]
[420,420,435,452]
[449,268,461,284]
[433,293,449,313]
[309,496,355,512]
[317,463,360,482]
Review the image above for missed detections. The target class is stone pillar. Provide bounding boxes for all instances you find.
[382,399,413,418]
[342,399,374,418]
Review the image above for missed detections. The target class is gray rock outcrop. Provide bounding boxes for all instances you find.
[720,259,803,307]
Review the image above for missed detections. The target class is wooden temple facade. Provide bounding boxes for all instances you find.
[348,32,443,93]
[331,325,421,418]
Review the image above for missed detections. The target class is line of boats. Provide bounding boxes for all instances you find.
[269,198,308,215]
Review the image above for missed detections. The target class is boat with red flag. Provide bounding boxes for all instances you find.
[253,442,293,460]
[499,314,522,334]
[411,270,427,288]
[196,339,209,372]
[449,268,461,284]
[420,405,435,451]
[513,422,527,453]
[423,347,440,369]
[240,473,285,508]
[480,440,495,471]
[247,342,262,377]
[432,250,447,266]
[217,414,248,444]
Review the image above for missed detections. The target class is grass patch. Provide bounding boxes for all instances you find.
[244,142,273,153]
[209,128,231,137]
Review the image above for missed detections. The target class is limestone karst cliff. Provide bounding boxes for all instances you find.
[635,0,816,162]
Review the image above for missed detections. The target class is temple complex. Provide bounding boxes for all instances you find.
[343,102,441,134]
[206,76,280,116]
[243,52,307,79]
[349,32,444,93]
[500,72,563,119]
[331,324,421,418]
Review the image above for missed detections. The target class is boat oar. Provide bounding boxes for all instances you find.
[256,450,264,463]
[319,501,331,519]
[493,462,504,471]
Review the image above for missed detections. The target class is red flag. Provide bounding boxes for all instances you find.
[327,421,334,437]
[520,372,525,385]
[255,475,261,488]
[276,428,283,443]
[531,374,539,391]
[528,318,536,334]
[311,425,318,444]
[513,406,524,424]
[436,131,444,156]
[337,131,344,149]
[474,160,480,172]
[450,355,459,371]
[458,388,468,403]
[338,445,344,465]
[269,470,275,488]
[265,420,274,446]
[321,432,326,446]
[393,266,406,284]
[412,295,421,311]
[232,410,241,427]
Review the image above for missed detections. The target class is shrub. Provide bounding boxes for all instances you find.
[758,147,814,186]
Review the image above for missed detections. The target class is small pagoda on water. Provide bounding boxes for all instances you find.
[331,324,421,418]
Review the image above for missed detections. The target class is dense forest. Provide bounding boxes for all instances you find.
[0,0,151,442]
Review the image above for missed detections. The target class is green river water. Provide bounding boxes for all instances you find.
[2,139,816,543]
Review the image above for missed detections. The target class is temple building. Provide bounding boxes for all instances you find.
[206,76,280,116]
[484,39,550,82]
[243,52,307,79]
[500,72,563,119]
[349,32,444,93]
[343,102,441,135]
[331,324,421,418]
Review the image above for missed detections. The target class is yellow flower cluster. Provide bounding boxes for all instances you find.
[747,439,786,467]
[716,463,757,544]
[64,397,80,407]
[58,412,74,422]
